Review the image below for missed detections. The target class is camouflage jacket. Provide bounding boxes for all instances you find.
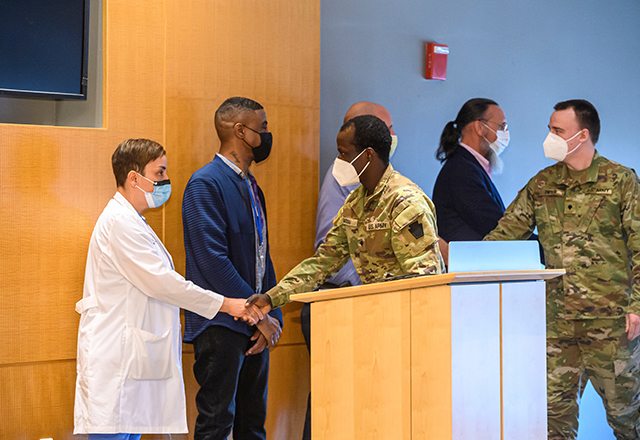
[268,164,445,308]
[485,151,640,320]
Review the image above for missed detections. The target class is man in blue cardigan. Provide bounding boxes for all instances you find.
[182,97,283,440]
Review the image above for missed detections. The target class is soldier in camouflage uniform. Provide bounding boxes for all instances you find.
[250,114,444,310]
[485,99,640,439]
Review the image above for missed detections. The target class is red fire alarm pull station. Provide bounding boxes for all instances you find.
[425,43,448,80]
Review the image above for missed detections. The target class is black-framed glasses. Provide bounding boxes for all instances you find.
[479,119,508,132]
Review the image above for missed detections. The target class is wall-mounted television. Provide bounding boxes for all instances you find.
[0,0,90,100]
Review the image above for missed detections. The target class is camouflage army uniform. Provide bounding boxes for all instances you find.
[268,164,445,308]
[485,151,640,439]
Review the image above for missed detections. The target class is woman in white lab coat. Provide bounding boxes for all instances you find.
[74,139,261,440]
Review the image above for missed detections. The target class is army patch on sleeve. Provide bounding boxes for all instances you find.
[408,221,424,239]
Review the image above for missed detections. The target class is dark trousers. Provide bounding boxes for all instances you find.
[192,325,269,440]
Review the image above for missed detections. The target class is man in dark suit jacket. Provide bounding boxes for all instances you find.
[433,98,509,242]
[182,97,283,440]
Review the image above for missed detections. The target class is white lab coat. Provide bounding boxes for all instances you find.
[74,192,223,434]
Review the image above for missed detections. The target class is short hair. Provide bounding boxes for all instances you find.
[215,96,263,123]
[340,115,391,165]
[554,99,600,145]
[437,98,498,162]
[112,139,166,187]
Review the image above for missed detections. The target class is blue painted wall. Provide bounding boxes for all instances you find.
[320,1,640,438]
[320,0,640,207]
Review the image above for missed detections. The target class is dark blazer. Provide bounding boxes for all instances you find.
[433,146,505,242]
[182,155,282,342]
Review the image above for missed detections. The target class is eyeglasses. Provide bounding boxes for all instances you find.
[479,119,508,132]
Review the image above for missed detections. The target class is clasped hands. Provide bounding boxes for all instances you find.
[220,295,280,355]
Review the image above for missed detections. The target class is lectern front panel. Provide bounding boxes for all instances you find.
[303,270,555,440]
[502,281,547,439]
[451,283,502,440]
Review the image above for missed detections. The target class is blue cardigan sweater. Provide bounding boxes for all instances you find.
[432,146,505,242]
[182,155,282,342]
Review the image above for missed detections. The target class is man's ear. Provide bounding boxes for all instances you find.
[367,147,377,162]
[233,122,245,139]
[473,120,484,137]
[579,128,590,144]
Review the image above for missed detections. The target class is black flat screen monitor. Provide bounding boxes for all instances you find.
[0,0,90,100]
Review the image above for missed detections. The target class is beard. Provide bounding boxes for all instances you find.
[487,147,504,175]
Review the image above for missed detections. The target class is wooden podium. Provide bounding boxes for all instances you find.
[291,269,564,440]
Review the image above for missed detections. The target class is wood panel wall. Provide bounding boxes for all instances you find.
[0,1,319,438]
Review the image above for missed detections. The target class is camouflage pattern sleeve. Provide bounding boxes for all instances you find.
[484,177,537,241]
[390,196,444,275]
[267,207,351,308]
[621,169,640,316]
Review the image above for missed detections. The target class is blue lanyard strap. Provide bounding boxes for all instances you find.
[245,177,263,244]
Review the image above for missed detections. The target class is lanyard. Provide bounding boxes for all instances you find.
[245,177,263,244]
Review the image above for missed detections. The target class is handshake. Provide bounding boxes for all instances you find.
[219,294,280,354]
[219,294,273,326]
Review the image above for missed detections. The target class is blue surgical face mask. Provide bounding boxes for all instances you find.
[135,173,172,208]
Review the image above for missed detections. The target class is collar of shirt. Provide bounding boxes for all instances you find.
[459,142,492,178]
[215,155,266,292]
[114,191,143,218]
[350,163,395,217]
[217,153,254,179]
[554,150,601,187]
[113,191,174,269]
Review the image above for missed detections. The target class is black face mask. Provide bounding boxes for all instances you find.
[241,125,273,163]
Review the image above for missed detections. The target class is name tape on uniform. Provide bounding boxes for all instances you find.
[365,221,390,231]
[343,218,358,227]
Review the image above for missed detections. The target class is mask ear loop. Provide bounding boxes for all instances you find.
[480,121,497,148]
[357,160,371,177]
[134,172,155,194]
[565,129,584,157]
[352,148,372,177]
[349,147,367,164]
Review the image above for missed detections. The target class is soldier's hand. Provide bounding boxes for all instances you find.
[438,236,449,267]
[626,313,640,341]
[246,293,273,315]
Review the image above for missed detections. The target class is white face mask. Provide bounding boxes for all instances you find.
[389,135,399,159]
[332,148,370,187]
[543,130,583,162]
[481,122,509,156]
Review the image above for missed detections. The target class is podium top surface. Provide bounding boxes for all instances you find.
[289,269,565,303]
[448,240,542,272]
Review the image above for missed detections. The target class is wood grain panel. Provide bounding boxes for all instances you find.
[411,284,453,440]
[0,0,166,366]
[2,1,168,437]
[311,298,356,439]
[0,360,87,440]
[163,0,320,279]
[163,0,319,437]
[311,291,411,440]
[1,0,319,437]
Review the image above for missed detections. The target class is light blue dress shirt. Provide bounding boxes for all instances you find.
[314,163,362,287]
